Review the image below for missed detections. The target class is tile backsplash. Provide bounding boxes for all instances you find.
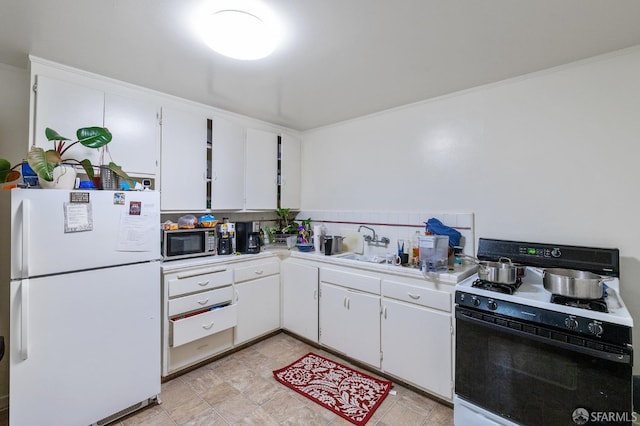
[296,210,475,257]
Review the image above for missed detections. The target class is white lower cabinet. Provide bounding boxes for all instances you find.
[319,268,381,368]
[282,260,319,342]
[381,278,453,399]
[233,261,281,345]
[161,265,236,377]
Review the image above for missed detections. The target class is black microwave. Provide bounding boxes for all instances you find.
[162,228,217,260]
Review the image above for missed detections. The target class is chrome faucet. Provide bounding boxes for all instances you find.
[358,225,376,242]
[358,225,390,245]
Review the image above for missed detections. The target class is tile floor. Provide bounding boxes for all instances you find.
[0,332,453,425]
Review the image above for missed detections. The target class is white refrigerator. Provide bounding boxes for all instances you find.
[0,188,161,426]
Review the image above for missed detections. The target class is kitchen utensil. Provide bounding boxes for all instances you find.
[477,257,518,284]
[542,268,613,299]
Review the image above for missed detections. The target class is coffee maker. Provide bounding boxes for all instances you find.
[236,221,261,254]
[217,222,235,255]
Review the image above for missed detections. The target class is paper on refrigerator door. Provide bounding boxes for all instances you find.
[116,201,156,251]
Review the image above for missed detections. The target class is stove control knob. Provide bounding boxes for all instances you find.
[588,321,603,337]
[471,296,481,307]
[564,317,579,330]
[551,248,562,258]
[487,300,498,310]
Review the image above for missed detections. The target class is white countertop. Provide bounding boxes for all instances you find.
[289,250,478,284]
[160,248,478,284]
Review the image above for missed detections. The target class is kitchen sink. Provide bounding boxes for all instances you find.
[336,253,387,264]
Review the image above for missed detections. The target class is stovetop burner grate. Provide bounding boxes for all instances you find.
[550,294,608,313]
[471,278,522,295]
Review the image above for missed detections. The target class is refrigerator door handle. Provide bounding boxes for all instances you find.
[20,279,29,360]
[21,199,30,277]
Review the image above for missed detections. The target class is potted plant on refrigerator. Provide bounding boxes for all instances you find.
[27,126,132,189]
[0,158,21,184]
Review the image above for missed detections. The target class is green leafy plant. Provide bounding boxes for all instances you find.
[275,207,297,233]
[27,127,132,184]
[0,158,21,183]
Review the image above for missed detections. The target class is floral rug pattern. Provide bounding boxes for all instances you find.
[273,352,392,425]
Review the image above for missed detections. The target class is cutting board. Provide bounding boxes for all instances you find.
[342,229,364,254]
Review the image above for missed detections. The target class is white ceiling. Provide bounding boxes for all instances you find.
[2,0,640,131]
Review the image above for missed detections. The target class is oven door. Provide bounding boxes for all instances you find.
[455,306,633,426]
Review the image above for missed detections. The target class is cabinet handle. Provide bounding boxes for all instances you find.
[197,280,210,287]
[408,292,421,300]
[382,306,387,319]
[202,322,214,330]
[235,289,239,303]
[343,296,347,308]
[177,266,226,279]
[254,269,264,275]
[313,289,317,300]
[346,297,351,310]
[197,298,209,305]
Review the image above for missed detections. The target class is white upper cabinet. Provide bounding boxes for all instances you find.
[245,128,278,210]
[160,105,207,211]
[33,75,104,165]
[31,66,161,180]
[103,93,160,176]
[279,133,301,209]
[210,116,245,210]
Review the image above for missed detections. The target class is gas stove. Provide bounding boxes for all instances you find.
[455,238,633,342]
[454,238,634,426]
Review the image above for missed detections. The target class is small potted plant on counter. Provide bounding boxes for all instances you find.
[27,127,132,189]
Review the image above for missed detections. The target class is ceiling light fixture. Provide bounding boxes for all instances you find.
[196,2,280,60]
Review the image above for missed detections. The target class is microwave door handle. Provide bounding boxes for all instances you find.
[21,199,30,278]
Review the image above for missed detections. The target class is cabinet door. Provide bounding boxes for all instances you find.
[319,282,349,353]
[245,128,277,210]
[104,93,160,176]
[160,106,207,211]
[345,290,381,368]
[280,133,301,209]
[282,261,319,342]
[320,282,381,368]
[381,299,452,399]
[33,75,104,165]
[210,116,244,210]
[234,274,280,345]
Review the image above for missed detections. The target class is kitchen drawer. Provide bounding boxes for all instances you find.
[234,260,279,283]
[382,279,451,312]
[170,304,237,347]
[164,328,233,376]
[168,286,233,317]
[167,267,233,298]
[320,267,380,294]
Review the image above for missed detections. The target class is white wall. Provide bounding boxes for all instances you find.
[301,46,640,372]
[0,63,29,165]
[0,62,28,411]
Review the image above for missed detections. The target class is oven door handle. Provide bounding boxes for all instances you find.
[455,308,633,365]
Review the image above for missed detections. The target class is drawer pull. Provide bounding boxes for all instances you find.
[202,322,214,330]
[197,298,209,305]
[254,269,264,275]
[197,280,210,287]
[408,293,421,300]
[177,266,226,279]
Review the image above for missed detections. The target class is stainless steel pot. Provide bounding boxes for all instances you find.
[542,268,611,299]
[478,257,518,284]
